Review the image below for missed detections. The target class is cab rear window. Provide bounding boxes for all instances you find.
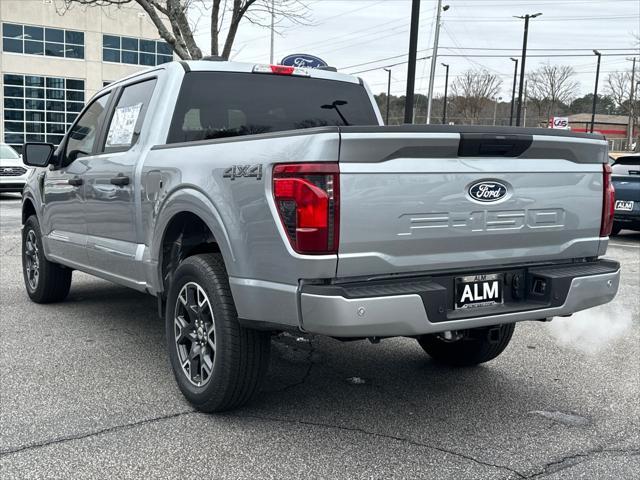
[167,71,378,144]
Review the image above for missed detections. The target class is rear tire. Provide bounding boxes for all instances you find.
[165,253,270,412]
[417,323,515,367]
[22,215,72,303]
[611,223,622,236]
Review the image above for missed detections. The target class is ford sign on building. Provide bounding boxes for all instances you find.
[280,54,328,69]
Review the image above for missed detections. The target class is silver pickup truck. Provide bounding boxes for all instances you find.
[21,60,620,412]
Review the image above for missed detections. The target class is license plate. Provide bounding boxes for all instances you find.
[615,200,634,212]
[455,273,503,310]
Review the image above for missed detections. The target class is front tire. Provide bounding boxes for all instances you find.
[417,323,515,367]
[165,254,270,412]
[22,215,72,303]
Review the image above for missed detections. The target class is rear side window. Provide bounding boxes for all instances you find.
[102,78,156,153]
[167,72,378,144]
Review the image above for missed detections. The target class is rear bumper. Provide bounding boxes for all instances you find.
[299,260,620,337]
[613,212,640,229]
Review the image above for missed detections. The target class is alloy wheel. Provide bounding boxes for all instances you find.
[24,230,40,290]
[174,282,216,387]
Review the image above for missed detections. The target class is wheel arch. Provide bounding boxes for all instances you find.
[152,187,236,296]
[22,196,37,224]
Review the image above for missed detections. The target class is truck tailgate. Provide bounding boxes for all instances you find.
[337,126,608,278]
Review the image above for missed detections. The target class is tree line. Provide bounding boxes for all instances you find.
[375,64,639,129]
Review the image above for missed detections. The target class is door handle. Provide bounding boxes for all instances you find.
[110,174,130,186]
[67,176,83,187]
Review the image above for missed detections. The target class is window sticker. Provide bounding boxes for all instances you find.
[106,102,142,147]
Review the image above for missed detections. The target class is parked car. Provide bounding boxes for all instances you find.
[611,153,640,234]
[0,143,31,193]
[20,60,620,412]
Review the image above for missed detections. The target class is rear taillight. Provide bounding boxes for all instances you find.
[273,163,339,254]
[600,163,615,237]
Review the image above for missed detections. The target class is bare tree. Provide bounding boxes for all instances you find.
[605,71,632,112]
[526,63,579,120]
[57,0,309,60]
[450,69,502,124]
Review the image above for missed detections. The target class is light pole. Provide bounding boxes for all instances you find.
[404,0,421,124]
[523,80,528,127]
[426,1,450,124]
[384,68,392,125]
[269,0,275,64]
[627,57,637,149]
[493,97,502,126]
[515,12,542,126]
[441,63,450,124]
[635,80,640,150]
[590,50,602,133]
[509,57,518,126]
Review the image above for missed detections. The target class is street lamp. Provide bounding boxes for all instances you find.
[383,68,392,125]
[426,1,450,124]
[509,57,518,126]
[404,0,421,124]
[441,63,450,124]
[590,50,602,133]
[493,97,503,126]
[514,12,542,126]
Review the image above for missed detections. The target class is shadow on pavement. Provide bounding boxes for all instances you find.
[612,230,640,242]
[50,276,553,432]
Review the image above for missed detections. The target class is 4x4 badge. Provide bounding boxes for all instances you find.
[223,164,262,181]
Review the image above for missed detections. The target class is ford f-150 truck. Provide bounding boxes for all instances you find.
[20,60,620,412]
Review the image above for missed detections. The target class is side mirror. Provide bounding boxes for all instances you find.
[23,143,55,167]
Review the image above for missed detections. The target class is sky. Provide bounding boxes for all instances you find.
[191,0,640,100]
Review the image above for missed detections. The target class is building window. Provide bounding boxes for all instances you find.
[3,74,85,149]
[1,23,84,59]
[102,34,173,66]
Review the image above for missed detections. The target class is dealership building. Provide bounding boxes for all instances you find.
[1,0,173,152]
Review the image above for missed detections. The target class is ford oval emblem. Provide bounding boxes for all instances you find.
[280,53,328,69]
[468,181,508,202]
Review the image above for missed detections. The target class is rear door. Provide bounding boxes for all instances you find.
[83,77,157,286]
[337,127,607,278]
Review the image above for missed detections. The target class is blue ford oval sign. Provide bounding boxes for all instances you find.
[280,53,328,69]
[468,181,508,202]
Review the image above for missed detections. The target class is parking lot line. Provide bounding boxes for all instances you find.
[609,242,640,249]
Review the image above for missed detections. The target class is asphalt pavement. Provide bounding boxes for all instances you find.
[1,192,638,479]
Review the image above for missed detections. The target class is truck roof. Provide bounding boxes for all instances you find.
[179,59,361,85]
[98,59,362,98]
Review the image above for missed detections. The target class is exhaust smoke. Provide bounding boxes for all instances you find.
[546,304,635,354]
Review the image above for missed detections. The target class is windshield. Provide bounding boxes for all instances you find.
[0,144,20,160]
[167,72,378,143]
